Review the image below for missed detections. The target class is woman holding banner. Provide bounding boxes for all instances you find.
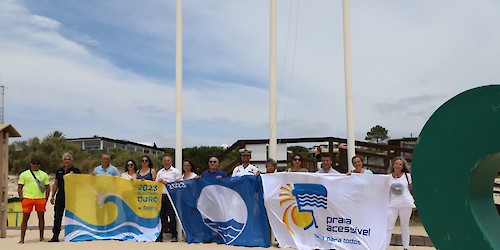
[181,159,197,180]
[286,153,308,172]
[137,155,156,181]
[386,157,415,250]
[121,159,138,180]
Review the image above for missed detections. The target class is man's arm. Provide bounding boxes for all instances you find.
[45,183,50,200]
[50,179,59,204]
[17,184,24,200]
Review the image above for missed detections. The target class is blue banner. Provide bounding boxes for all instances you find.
[167,176,270,247]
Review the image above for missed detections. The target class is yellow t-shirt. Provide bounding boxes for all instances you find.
[18,169,49,199]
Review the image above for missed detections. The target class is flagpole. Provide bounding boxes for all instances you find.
[175,0,184,238]
[342,0,355,172]
[269,0,277,162]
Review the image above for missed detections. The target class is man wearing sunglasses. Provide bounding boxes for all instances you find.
[201,157,227,179]
[17,158,50,244]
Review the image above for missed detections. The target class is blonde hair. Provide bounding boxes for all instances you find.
[62,152,73,160]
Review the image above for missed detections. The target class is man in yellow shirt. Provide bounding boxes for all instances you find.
[17,158,50,244]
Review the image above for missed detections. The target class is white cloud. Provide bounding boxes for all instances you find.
[30,15,60,30]
[2,0,500,147]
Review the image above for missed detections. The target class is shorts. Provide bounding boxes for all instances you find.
[22,198,47,213]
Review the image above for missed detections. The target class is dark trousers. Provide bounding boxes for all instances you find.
[53,196,65,235]
[159,194,177,238]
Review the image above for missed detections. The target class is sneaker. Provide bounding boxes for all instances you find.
[155,237,163,242]
[48,237,59,242]
[171,236,178,242]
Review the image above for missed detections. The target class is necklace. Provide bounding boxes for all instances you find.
[392,172,403,178]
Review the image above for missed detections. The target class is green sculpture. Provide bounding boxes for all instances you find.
[413,85,500,249]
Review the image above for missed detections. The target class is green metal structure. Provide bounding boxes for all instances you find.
[413,85,500,249]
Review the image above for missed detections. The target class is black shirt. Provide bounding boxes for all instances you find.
[55,166,81,196]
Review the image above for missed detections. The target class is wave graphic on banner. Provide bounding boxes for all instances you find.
[203,218,245,243]
[65,195,160,242]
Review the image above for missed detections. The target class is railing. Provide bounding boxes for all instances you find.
[219,136,415,174]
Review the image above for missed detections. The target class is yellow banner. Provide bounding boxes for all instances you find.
[64,174,162,242]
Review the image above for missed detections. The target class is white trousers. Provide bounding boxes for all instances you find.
[386,207,413,249]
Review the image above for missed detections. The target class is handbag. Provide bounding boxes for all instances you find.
[405,172,418,219]
[29,169,46,193]
[404,172,414,196]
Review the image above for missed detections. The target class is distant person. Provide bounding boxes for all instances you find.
[137,155,156,181]
[48,153,81,242]
[232,148,260,177]
[155,156,181,242]
[17,158,50,244]
[349,155,373,174]
[286,153,308,172]
[201,157,228,179]
[314,146,322,169]
[266,158,278,173]
[92,153,120,176]
[180,159,197,180]
[121,159,138,180]
[316,153,340,174]
[386,157,415,250]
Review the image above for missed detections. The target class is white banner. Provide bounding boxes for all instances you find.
[262,173,390,250]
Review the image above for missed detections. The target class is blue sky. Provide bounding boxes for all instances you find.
[1,0,500,147]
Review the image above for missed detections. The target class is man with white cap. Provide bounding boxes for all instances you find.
[231,148,260,177]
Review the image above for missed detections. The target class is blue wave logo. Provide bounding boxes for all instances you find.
[65,195,160,242]
[203,218,245,244]
[197,185,248,244]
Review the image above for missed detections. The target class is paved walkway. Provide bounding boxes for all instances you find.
[390,234,434,247]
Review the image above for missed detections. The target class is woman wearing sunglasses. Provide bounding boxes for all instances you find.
[121,160,138,180]
[287,153,308,172]
[137,155,157,181]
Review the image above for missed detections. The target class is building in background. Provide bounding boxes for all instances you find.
[67,136,164,156]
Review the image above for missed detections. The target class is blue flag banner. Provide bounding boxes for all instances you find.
[167,175,270,247]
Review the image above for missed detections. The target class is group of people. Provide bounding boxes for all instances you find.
[89,154,183,242]
[266,152,415,250]
[17,149,415,249]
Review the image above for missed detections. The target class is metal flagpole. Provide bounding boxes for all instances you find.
[342,0,355,172]
[175,0,184,239]
[269,0,278,161]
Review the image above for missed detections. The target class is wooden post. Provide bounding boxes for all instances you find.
[0,124,21,238]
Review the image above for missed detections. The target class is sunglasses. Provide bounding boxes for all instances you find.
[293,158,302,161]
[141,159,149,162]
[209,161,218,163]
[127,163,135,166]
[31,162,40,165]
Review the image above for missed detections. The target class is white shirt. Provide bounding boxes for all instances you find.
[388,173,416,208]
[156,166,181,194]
[316,167,340,174]
[232,164,259,177]
[121,172,135,180]
[182,172,197,180]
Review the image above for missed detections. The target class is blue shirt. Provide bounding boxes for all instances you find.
[201,169,227,179]
[93,165,120,176]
